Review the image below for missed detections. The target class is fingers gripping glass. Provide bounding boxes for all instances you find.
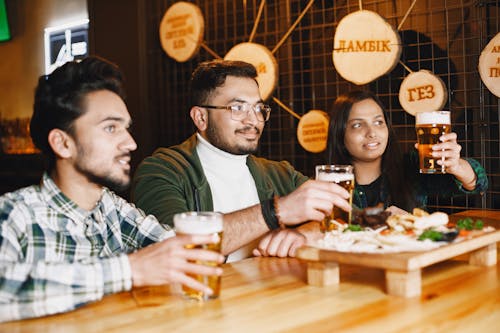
[200,103,271,122]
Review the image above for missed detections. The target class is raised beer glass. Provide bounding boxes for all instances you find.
[315,165,355,232]
[173,211,223,301]
[415,111,451,174]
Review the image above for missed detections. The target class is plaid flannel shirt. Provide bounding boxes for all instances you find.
[0,173,174,322]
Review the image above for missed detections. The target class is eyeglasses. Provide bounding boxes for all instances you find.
[199,102,271,122]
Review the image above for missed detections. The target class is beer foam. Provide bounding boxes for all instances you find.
[317,172,354,183]
[174,212,223,234]
[416,111,450,125]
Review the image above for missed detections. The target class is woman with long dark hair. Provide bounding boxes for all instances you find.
[327,90,487,213]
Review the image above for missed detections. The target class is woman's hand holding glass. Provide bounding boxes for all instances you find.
[415,131,477,190]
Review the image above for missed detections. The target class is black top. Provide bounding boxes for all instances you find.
[356,176,383,208]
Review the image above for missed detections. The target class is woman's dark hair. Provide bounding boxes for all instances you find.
[327,90,416,211]
[30,56,125,171]
[190,59,258,106]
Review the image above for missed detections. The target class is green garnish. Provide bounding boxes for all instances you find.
[344,224,362,232]
[456,218,484,231]
[418,230,443,241]
[457,217,473,230]
[474,219,483,230]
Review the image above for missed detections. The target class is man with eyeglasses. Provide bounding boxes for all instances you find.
[131,59,351,262]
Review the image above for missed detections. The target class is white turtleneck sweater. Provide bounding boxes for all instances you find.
[196,133,261,262]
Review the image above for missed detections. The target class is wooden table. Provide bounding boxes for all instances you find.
[1,210,499,332]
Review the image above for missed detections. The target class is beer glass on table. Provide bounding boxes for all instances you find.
[315,165,355,232]
[415,111,451,174]
[173,212,223,301]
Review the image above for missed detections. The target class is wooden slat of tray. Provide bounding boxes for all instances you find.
[296,229,500,271]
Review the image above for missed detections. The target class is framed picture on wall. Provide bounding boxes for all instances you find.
[44,18,89,74]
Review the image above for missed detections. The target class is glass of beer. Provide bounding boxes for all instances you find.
[315,165,355,232]
[415,111,451,174]
[173,211,223,301]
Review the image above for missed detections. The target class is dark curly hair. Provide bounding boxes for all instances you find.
[190,59,258,106]
[30,56,125,171]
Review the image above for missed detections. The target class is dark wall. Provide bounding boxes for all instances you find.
[0,154,43,194]
[88,0,155,177]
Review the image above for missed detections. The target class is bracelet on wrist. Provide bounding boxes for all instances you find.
[273,195,285,229]
[261,198,279,230]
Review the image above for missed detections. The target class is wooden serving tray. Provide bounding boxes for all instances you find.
[296,229,500,298]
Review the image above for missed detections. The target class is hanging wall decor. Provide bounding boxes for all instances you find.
[398,70,448,116]
[159,1,204,62]
[224,42,278,101]
[332,10,402,85]
[296,110,330,153]
[478,32,500,98]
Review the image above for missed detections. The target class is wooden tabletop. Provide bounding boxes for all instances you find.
[1,210,499,332]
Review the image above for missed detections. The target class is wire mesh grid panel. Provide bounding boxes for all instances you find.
[145,0,499,212]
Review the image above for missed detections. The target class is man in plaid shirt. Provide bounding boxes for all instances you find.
[0,57,224,322]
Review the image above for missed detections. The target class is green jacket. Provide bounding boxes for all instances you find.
[131,134,309,227]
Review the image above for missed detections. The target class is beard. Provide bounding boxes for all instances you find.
[81,169,130,193]
[74,145,131,193]
[205,117,261,155]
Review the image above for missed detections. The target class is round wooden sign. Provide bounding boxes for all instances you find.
[297,110,329,153]
[224,42,278,101]
[332,10,402,85]
[399,70,447,116]
[478,32,500,98]
[159,2,204,62]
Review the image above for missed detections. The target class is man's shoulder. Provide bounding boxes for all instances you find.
[141,135,197,167]
[0,185,43,207]
[249,155,295,170]
[248,155,308,180]
[132,135,203,191]
[247,155,309,191]
[102,189,151,220]
[0,185,42,224]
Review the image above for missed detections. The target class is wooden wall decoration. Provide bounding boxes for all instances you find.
[297,110,329,153]
[398,70,448,116]
[224,42,278,101]
[159,1,204,62]
[478,32,500,98]
[332,10,402,85]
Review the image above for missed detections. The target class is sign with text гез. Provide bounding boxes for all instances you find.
[399,70,447,116]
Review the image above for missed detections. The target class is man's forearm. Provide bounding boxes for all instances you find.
[221,203,270,255]
[0,256,131,322]
[296,221,322,244]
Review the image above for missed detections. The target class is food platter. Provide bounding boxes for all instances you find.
[296,214,500,298]
[316,228,449,254]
